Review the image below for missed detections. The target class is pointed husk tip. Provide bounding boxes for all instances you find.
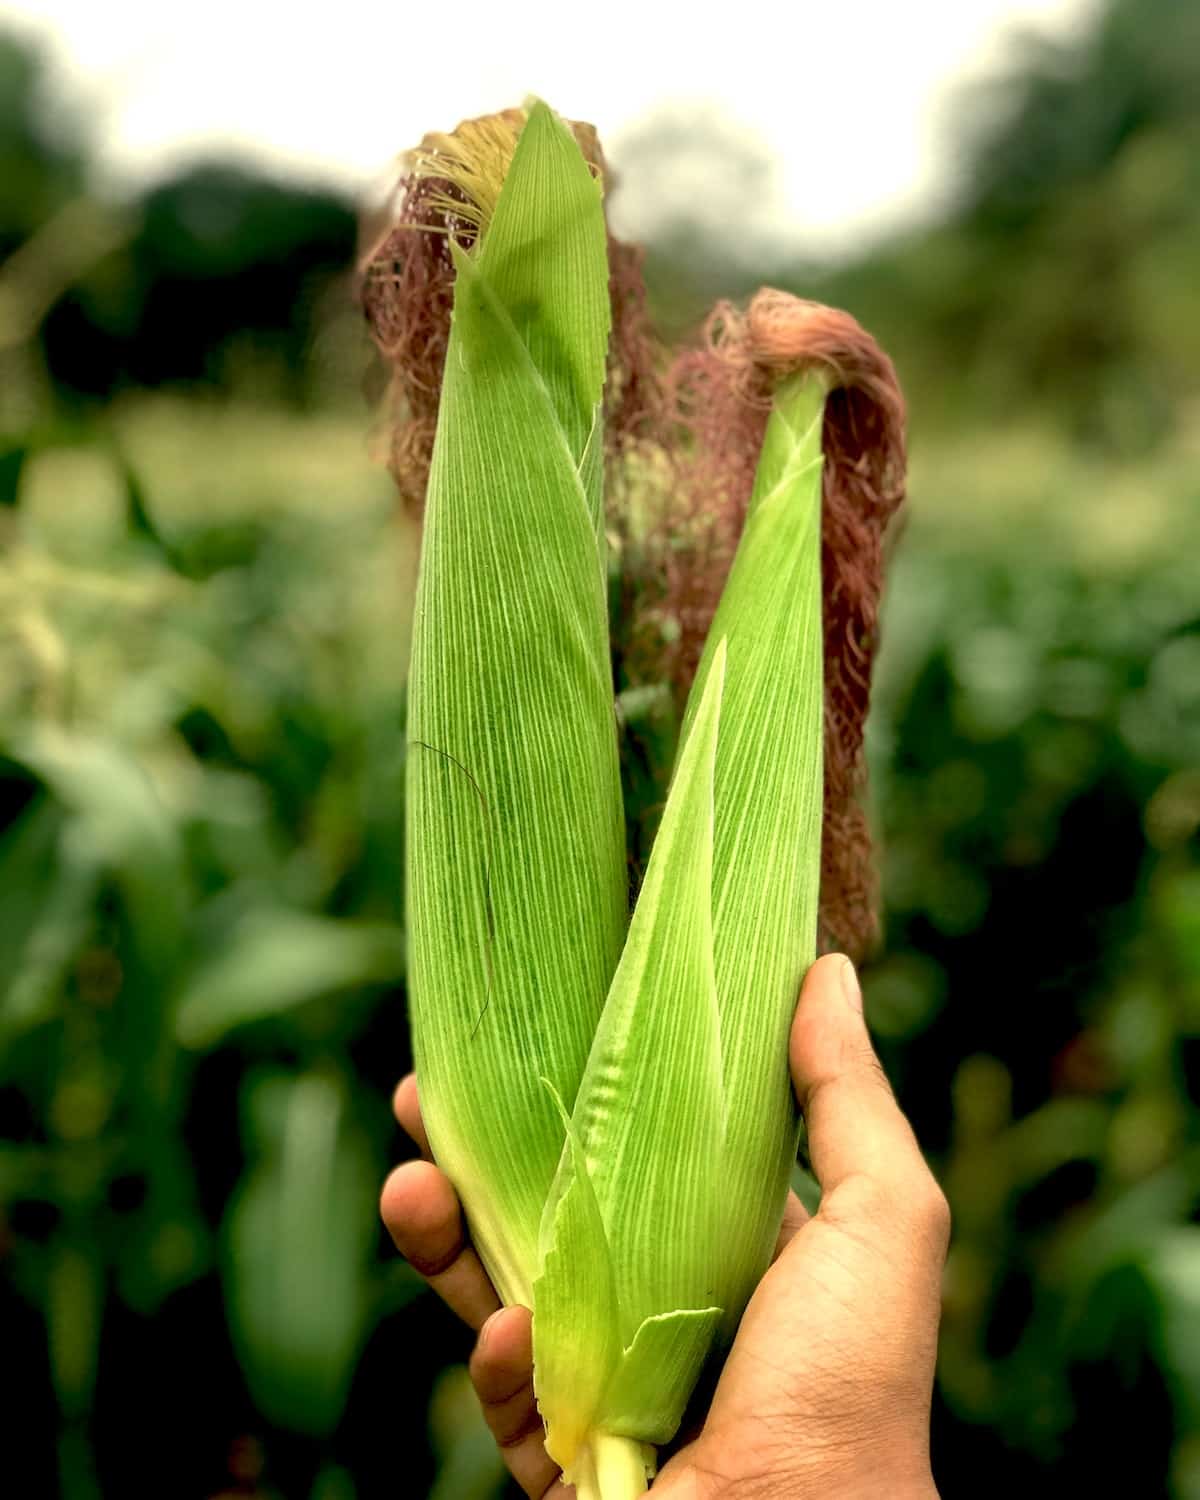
[357,104,662,515]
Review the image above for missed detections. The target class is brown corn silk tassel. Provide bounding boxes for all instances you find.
[357,107,664,514]
[655,290,907,960]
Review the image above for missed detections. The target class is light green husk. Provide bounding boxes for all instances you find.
[406,101,825,1500]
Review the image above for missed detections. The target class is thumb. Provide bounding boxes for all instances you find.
[789,955,949,1250]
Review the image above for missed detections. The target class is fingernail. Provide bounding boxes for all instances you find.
[839,958,862,1015]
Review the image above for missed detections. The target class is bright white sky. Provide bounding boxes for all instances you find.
[3,0,1098,256]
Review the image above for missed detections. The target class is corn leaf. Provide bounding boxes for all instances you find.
[18,733,189,993]
[406,101,626,1305]
[222,1069,376,1436]
[174,909,405,1049]
[426,1366,511,1500]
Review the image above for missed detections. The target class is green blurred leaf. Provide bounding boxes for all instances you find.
[427,1365,509,1500]
[1146,1228,1200,1430]
[173,909,404,1048]
[1058,1153,1200,1283]
[221,1068,376,1435]
[113,1151,213,1316]
[310,1466,358,1500]
[376,1257,426,1319]
[2,841,100,1045]
[863,952,947,1040]
[0,1142,52,1199]
[1007,1098,1111,1187]
[47,1238,103,1421]
[114,447,177,564]
[0,773,91,1043]
[19,733,188,985]
[0,444,25,508]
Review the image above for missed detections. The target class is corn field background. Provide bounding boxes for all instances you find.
[2,0,1199,1495]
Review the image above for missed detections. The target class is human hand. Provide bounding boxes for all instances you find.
[381,953,949,1499]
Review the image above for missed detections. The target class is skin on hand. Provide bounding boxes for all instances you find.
[381,954,949,1500]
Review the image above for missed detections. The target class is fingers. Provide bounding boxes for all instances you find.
[469,1307,566,1499]
[380,1160,501,1330]
[380,1112,565,1497]
[393,1073,431,1159]
[789,954,950,1258]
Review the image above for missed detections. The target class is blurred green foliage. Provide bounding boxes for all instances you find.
[0,405,432,1497]
[1,0,1199,1495]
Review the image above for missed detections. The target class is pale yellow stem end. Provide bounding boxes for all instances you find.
[568,1431,654,1500]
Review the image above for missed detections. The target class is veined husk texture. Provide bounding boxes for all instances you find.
[404,100,884,1499]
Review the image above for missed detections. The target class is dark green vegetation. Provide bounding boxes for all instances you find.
[2,1,1198,1495]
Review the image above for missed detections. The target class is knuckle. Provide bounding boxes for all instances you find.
[855,1171,899,1223]
[826,1170,898,1232]
[907,1172,952,1254]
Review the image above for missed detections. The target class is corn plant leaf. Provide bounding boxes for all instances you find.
[174,910,405,1049]
[533,643,728,1461]
[113,444,183,569]
[46,1237,103,1420]
[19,733,189,990]
[0,444,24,508]
[222,1069,376,1436]
[677,373,827,1337]
[426,1366,511,1500]
[1145,1227,1200,1427]
[406,101,625,1306]
[0,776,99,1043]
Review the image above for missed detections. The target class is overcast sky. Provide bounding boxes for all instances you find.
[4,0,1098,255]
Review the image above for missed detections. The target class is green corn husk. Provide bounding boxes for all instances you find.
[681,369,827,1336]
[405,102,837,1499]
[406,100,625,1310]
